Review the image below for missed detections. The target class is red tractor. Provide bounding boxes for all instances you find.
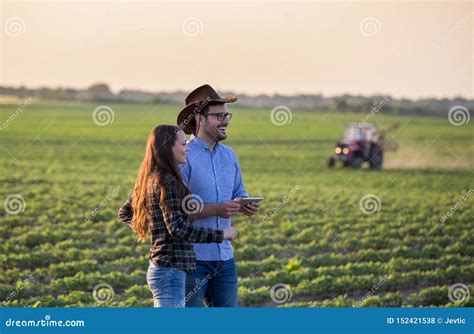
[327,122,399,170]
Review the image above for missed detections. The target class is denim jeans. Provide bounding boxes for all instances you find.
[185,258,238,307]
[146,262,186,308]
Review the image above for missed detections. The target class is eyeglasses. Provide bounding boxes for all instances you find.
[205,112,232,121]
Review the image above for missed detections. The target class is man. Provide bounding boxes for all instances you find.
[177,84,260,307]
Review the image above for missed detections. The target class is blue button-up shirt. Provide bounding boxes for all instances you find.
[180,137,248,261]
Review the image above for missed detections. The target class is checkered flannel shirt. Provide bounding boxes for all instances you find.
[118,172,224,272]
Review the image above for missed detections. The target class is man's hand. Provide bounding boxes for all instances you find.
[216,200,241,218]
[241,201,261,217]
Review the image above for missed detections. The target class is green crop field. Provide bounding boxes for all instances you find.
[1,100,472,307]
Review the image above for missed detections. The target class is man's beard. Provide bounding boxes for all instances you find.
[211,133,226,142]
[216,131,227,141]
[205,124,226,141]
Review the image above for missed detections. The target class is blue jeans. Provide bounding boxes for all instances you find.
[185,258,238,307]
[146,262,186,308]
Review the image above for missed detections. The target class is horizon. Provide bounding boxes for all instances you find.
[1,81,473,102]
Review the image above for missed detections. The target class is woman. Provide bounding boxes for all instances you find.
[118,125,237,307]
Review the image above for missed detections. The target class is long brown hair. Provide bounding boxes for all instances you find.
[131,125,188,242]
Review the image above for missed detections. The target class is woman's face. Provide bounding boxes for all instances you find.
[172,130,189,164]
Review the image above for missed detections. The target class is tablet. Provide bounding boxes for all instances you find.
[234,197,264,209]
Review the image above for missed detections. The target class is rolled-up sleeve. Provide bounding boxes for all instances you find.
[117,196,133,227]
[232,150,248,199]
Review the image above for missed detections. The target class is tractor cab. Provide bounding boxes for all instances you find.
[328,122,388,170]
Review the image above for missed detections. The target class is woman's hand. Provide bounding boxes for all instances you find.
[223,227,238,240]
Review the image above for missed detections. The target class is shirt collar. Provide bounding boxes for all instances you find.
[191,136,220,152]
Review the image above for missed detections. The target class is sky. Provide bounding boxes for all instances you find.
[1,1,473,99]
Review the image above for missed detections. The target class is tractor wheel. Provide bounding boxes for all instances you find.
[328,156,336,168]
[369,145,384,170]
[352,156,363,169]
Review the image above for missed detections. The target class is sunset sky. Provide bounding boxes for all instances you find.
[1,1,472,99]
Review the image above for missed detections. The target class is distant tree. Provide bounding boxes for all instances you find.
[83,83,115,102]
[152,96,163,104]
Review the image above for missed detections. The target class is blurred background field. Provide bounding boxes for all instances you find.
[1,100,472,307]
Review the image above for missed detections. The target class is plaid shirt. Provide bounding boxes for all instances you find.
[118,172,224,272]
